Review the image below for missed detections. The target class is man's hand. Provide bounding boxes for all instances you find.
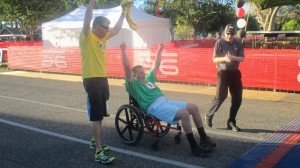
[159,43,164,48]
[120,42,126,51]
[158,43,164,52]
[224,51,231,62]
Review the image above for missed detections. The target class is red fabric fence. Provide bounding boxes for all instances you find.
[1,41,42,62]
[7,45,300,92]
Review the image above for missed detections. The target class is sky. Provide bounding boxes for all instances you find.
[133,0,145,9]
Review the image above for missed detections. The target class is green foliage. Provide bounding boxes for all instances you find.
[71,0,121,9]
[282,19,300,31]
[246,15,261,31]
[0,0,74,40]
[174,17,193,40]
[275,5,300,30]
[0,0,122,40]
[0,0,72,23]
[247,0,300,10]
[160,0,236,38]
[143,0,158,16]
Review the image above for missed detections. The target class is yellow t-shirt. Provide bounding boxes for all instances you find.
[79,30,110,79]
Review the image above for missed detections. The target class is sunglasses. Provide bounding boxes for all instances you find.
[100,25,109,30]
[226,32,235,36]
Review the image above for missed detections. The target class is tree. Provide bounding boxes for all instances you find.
[143,0,159,16]
[174,17,193,40]
[275,5,300,30]
[0,0,121,41]
[249,2,280,31]
[245,15,260,31]
[248,2,300,31]
[282,20,300,31]
[0,0,74,40]
[69,0,121,9]
[196,1,236,37]
[156,0,236,38]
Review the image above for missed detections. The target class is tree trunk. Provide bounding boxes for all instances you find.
[30,30,35,41]
[251,2,281,31]
[267,7,280,31]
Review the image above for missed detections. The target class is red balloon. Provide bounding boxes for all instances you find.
[236,8,245,18]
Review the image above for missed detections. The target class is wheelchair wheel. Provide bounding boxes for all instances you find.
[145,117,170,137]
[115,105,144,145]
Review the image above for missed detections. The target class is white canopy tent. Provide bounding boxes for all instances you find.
[42,5,172,48]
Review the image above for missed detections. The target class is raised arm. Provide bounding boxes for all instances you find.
[120,42,133,82]
[108,7,125,39]
[82,0,95,36]
[151,43,164,74]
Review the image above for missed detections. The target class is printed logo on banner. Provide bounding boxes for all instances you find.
[42,50,67,68]
[135,51,179,78]
[159,53,179,76]
[135,51,152,69]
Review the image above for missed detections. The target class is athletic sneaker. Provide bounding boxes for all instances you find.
[200,136,216,148]
[94,150,115,164]
[104,113,110,117]
[205,115,213,127]
[191,145,211,157]
[102,145,109,151]
[89,139,109,151]
[227,122,241,132]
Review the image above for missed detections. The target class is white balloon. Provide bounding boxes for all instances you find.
[237,18,246,28]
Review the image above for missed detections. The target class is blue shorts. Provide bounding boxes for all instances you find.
[147,96,187,125]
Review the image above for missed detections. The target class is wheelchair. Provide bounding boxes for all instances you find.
[115,96,182,151]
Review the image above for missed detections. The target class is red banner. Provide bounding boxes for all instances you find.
[7,46,300,92]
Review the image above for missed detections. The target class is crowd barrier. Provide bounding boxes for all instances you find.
[0,41,42,62]
[7,45,300,92]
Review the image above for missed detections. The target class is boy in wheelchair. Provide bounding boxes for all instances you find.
[120,42,216,157]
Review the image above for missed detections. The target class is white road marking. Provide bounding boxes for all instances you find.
[0,94,264,142]
[0,95,85,112]
[0,118,202,168]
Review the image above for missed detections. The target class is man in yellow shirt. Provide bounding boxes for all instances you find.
[79,0,124,164]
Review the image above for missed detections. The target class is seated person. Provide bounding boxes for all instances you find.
[120,42,216,156]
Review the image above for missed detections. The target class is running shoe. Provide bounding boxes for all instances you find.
[89,139,110,151]
[200,136,216,148]
[94,150,115,164]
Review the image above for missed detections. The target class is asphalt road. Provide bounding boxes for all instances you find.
[0,72,299,168]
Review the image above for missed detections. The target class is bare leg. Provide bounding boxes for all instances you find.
[175,108,212,155]
[92,120,102,152]
[186,103,203,128]
[186,103,216,147]
[175,109,192,133]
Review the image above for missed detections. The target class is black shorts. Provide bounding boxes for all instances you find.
[83,77,109,121]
